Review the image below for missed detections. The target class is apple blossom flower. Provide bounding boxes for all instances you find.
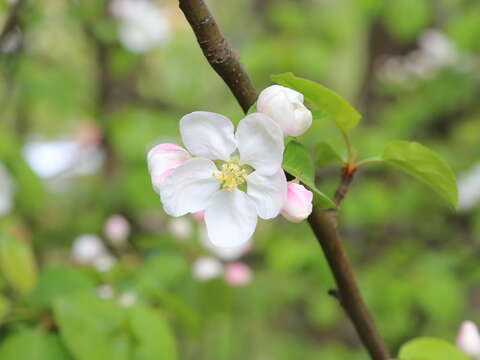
[281,183,313,223]
[458,163,480,212]
[147,143,190,193]
[104,214,130,247]
[224,262,252,287]
[111,0,170,53]
[456,321,480,358]
[257,85,312,137]
[192,256,223,281]
[117,291,138,307]
[71,234,116,272]
[149,111,287,247]
[167,217,193,241]
[96,285,115,300]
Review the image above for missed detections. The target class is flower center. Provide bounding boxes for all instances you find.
[213,160,247,192]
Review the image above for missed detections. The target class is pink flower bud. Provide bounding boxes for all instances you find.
[104,214,130,247]
[281,183,313,223]
[457,321,480,357]
[257,85,312,136]
[224,262,252,287]
[147,143,190,193]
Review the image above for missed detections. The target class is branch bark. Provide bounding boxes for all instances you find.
[178,1,390,359]
[179,0,257,113]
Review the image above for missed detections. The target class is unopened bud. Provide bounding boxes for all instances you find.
[257,85,312,136]
[281,183,313,223]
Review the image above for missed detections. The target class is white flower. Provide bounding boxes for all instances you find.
[458,163,480,212]
[71,234,115,272]
[148,112,287,247]
[456,321,480,358]
[199,226,251,261]
[117,291,138,307]
[96,285,115,299]
[0,163,15,217]
[281,183,313,222]
[192,256,223,281]
[167,217,193,241]
[104,214,130,247]
[147,143,191,193]
[111,0,170,53]
[257,85,312,136]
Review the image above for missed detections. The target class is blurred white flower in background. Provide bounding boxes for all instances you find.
[456,321,480,359]
[457,163,480,212]
[117,291,138,307]
[224,262,252,287]
[0,163,15,217]
[111,0,170,53]
[168,217,193,241]
[71,234,116,272]
[380,29,464,82]
[191,256,223,281]
[199,226,251,261]
[104,214,130,248]
[96,284,115,300]
[23,139,104,180]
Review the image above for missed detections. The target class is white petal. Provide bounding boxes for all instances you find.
[205,189,257,247]
[160,158,220,216]
[246,170,287,219]
[236,113,284,175]
[180,111,236,160]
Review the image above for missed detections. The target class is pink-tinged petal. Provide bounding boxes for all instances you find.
[160,158,220,216]
[205,189,257,247]
[246,169,287,219]
[457,321,480,357]
[180,111,236,160]
[281,183,313,223]
[236,113,284,176]
[224,262,252,287]
[147,143,190,193]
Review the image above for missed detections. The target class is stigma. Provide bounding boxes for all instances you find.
[213,160,247,192]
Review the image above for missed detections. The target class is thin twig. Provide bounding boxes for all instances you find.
[177,1,391,359]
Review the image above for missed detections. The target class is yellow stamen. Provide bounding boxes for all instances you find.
[212,160,247,191]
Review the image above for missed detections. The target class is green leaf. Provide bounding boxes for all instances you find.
[54,294,130,360]
[282,141,335,209]
[247,102,257,115]
[315,142,343,166]
[271,72,361,132]
[128,305,177,360]
[0,232,38,293]
[382,141,458,208]
[54,293,178,360]
[0,329,71,360]
[30,266,96,307]
[398,337,468,360]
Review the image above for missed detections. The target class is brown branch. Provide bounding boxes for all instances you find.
[334,165,357,206]
[178,1,390,359]
[179,0,257,113]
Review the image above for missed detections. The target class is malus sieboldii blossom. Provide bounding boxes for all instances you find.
[281,183,313,223]
[257,85,312,136]
[224,262,252,287]
[147,143,190,193]
[148,111,287,247]
[104,214,130,247]
[457,321,480,358]
[192,256,223,281]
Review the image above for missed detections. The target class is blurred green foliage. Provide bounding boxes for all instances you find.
[0,0,480,359]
